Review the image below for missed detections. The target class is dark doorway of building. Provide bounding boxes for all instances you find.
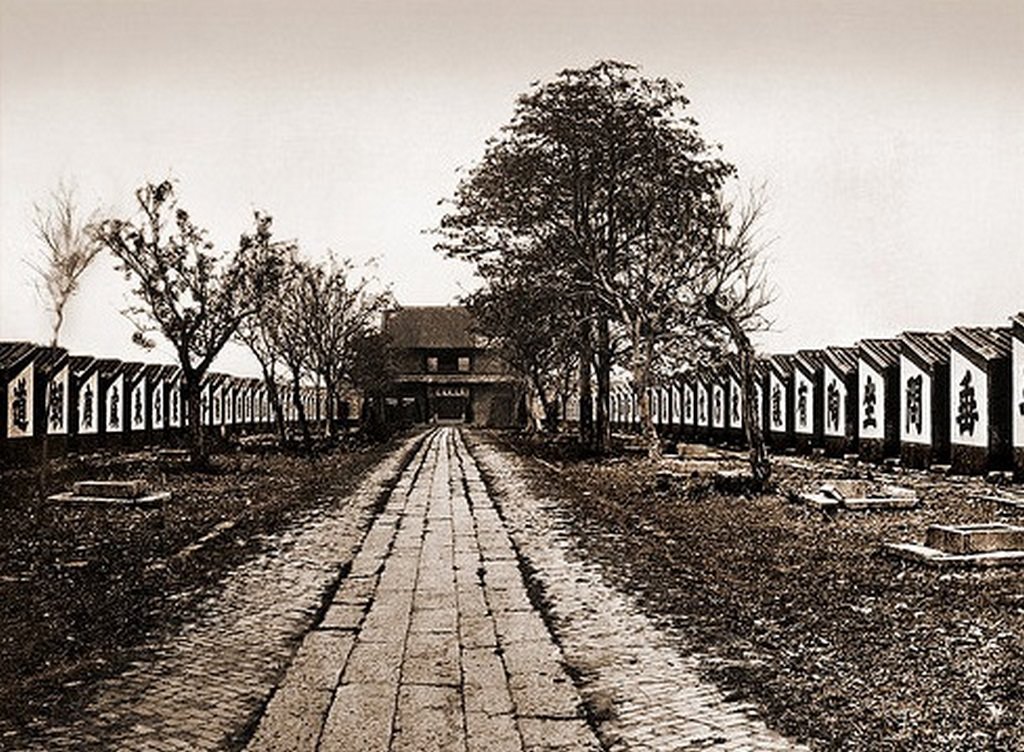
[434,396,467,422]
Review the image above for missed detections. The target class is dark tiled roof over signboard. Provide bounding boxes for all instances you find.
[859,338,901,372]
[384,306,478,349]
[1010,312,1024,336]
[900,331,950,370]
[794,349,824,375]
[0,342,37,374]
[950,326,1011,367]
[822,346,858,375]
[768,353,794,378]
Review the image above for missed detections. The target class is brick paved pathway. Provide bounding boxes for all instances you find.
[246,426,599,752]
[469,433,810,752]
[9,434,421,752]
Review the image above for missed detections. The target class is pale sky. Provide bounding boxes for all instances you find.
[1,0,1021,376]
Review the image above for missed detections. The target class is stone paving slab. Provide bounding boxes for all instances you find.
[245,427,598,752]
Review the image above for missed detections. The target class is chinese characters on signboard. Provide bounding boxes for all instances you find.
[862,376,877,430]
[826,379,841,432]
[905,374,923,435]
[956,371,979,436]
[796,381,808,428]
[771,383,782,428]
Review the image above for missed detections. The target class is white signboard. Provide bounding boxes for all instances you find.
[659,387,669,424]
[671,385,681,424]
[46,365,69,435]
[858,360,885,440]
[107,374,125,432]
[823,365,847,438]
[683,384,694,425]
[7,360,34,438]
[794,370,814,435]
[78,371,99,435]
[1014,335,1024,450]
[130,378,147,430]
[950,350,987,448]
[711,383,725,428]
[899,355,932,445]
[768,371,787,433]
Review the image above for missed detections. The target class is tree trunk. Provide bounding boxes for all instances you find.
[529,369,558,432]
[737,333,770,488]
[291,375,312,452]
[184,372,207,467]
[595,315,612,454]
[578,315,594,449]
[324,373,335,440]
[635,332,661,461]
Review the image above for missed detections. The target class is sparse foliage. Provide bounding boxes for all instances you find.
[91,181,287,463]
[699,185,776,486]
[30,182,103,347]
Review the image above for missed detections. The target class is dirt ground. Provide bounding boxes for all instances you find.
[501,435,1024,751]
[0,437,397,740]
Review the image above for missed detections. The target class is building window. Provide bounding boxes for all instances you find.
[426,356,438,372]
[457,356,471,372]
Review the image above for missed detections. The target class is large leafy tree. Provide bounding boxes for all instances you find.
[91,181,287,463]
[437,60,734,454]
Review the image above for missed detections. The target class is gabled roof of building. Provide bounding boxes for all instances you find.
[96,358,125,380]
[384,306,477,349]
[949,326,1011,367]
[793,349,824,376]
[900,331,950,371]
[0,341,38,374]
[1010,312,1024,336]
[69,355,98,376]
[768,353,794,379]
[858,338,901,372]
[822,346,858,375]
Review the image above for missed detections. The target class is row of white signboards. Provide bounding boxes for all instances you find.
[567,318,1024,463]
[2,348,325,441]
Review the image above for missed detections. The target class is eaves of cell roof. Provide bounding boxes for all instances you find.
[900,331,950,373]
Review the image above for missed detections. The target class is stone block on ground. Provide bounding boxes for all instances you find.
[925,523,1024,554]
[49,479,171,506]
[74,479,149,498]
[799,479,919,511]
[886,523,1024,567]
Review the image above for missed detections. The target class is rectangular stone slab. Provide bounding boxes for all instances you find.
[49,491,170,507]
[885,542,1024,568]
[73,480,149,498]
[925,523,1024,554]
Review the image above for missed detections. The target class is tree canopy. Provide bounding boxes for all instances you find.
[437,61,761,460]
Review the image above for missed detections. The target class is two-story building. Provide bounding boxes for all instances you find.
[383,306,521,427]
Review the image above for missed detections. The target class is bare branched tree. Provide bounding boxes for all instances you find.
[30,182,102,347]
[700,184,776,487]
